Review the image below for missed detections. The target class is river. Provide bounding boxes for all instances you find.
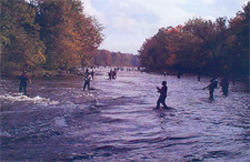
[1,67,250,162]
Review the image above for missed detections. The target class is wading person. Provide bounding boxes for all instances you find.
[85,68,89,74]
[19,71,31,96]
[177,71,181,79]
[155,81,168,109]
[220,77,229,96]
[91,69,94,80]
[108,69,112,80]
[203,78,217,100]
[83,72,92,91]
[197,71,202,81]
[112,69,117,79]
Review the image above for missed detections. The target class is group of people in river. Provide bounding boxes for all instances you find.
[155,76,230,109]
[18,68,230,109]
[203,77,229,100]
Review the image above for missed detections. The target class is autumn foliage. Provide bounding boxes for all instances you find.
[94,50,139,67]
[139,2,249,77]
[0,0,103,75]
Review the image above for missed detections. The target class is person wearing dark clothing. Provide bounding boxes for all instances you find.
[198,75,201,81]
[210,77,219,88]
[197,71,202,81]
[108,69,112,80]
[19,71,31,95]
[83,72,92,91]
[220,78,229,96]
[91,69,94,80]
[112,70,117,79]
[155,81,168,109]
[203,79,217,100]
[85,68,89,74]
[177,71,181,79]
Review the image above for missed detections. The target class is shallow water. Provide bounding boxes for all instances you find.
[1,68,250,162]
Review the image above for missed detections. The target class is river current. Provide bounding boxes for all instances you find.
[1,67,250,162]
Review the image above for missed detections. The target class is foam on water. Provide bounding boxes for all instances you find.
[0,131,12,138]
[53,117,68,128]
[0,93,59,105]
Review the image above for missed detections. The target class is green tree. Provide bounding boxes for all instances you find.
[183,17,229,74]
[0,0,46,75]
[36,0,103,70]
[139,28,170,71]
[139,2,249,78]
[227,2,249,76]
[167,25,207,73]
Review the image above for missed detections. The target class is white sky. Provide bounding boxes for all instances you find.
[82,0,248,54]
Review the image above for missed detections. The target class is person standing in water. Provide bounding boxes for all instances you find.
[91,68,94,80]
[177,71,181,79]
[108,69,112,80]
[19,71,31,96]
[83,72,92,91]
[220,77,229,96]
[203,78,218,100]
[85,68,89,74]
[155,81,168,109]
[197,71,202,81]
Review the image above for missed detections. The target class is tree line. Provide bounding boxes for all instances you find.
[139,2,249,78]
[94,50,139,67]
[1,0,103,76]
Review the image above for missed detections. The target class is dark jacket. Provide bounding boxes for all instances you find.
[158,86,168,98]
[19,74,29,85]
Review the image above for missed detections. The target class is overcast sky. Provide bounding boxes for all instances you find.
[82,0,248,54]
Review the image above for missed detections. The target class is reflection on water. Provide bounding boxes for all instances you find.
[1,67,250,162]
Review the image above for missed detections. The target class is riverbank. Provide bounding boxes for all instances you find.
[144,69,250,93]
[2,67,249,93]
[1,69,84,79]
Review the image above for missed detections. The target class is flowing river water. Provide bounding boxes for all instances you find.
[1,68,250,162]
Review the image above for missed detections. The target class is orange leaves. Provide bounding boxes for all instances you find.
[37,0,103,69]
[139,2,249,76]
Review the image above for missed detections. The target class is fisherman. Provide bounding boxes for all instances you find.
[83,72,92,91]
[177,70,181,79]
[19,71,31,96]
[197,71,202,81]
[211,77,219,88]
[108,69,112,80]
[203,78,218,100]
[91,68,94,80]
[155,81,168,109]
[220,77,229,96]
[112,69,117,79]
[85,68,89,74]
